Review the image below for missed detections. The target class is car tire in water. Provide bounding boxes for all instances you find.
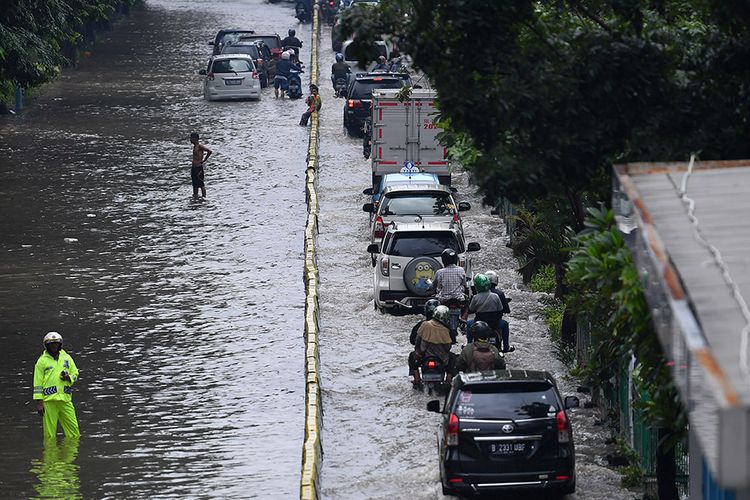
[403,256,442,296]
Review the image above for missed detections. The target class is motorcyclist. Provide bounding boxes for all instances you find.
[484,269,513,352]
[455,321,506,373]
[407,299,440,390]
[371,55,388,71]
[331,52,351,89]
[281,29,303,57]
[411,305,454,389]
[274,51,301,98]
[428,248,468,305]
[467,274,515,352]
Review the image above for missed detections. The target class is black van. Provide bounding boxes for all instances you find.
[427,370,579,498]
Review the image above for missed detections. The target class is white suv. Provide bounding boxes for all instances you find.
[199,54,261,101]
[367,222,480,312]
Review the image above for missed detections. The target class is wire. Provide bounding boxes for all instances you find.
[677,155,750,380]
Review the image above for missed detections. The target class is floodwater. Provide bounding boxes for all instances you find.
[315,26,640,500]
[0,0,311,497]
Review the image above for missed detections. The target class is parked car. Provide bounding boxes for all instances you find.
[199,55,261,101]
[220,40,274,87]
[209,29,255,55]
[344,74,404,136]
[368,222,479,312]
[363,184,470,245]
[238,33,284,59]
[427,370,579,498]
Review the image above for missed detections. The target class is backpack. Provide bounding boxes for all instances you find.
[468,345,496,372]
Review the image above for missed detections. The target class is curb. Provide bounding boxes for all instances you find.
[300,6,322,500]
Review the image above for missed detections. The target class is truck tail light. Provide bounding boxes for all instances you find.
[447,413,459,446]
[556,410,571,443]
[380,256,390,277]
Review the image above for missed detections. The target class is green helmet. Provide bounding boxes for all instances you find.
[424,299,440,320]
[474,273,492,293]
[432,305,450,325]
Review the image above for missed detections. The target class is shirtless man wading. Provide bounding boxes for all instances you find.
[190,132,212,198]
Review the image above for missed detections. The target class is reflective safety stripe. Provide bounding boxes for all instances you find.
[64,386,73,394]
[33,386,43,394]
[42,386,58,396]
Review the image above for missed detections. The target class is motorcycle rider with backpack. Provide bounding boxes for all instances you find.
[410,305,454,390]
[455,321,506,373]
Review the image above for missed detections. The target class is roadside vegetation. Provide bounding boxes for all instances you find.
[0,0,139,110]
[340,2,750,498]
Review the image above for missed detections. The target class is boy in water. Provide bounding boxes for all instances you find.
[299,84,322,126]
[190,132,212,198]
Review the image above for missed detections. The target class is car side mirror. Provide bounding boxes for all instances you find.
[198,69,207,75]
[450,187,457,193]
[458,202,471,212]
[426,400,441,413]
[362,188,373,196]
[467,242,481,252]
[367,243,379,254]
[564,396,580,409]
[362,203,375,213]
[208,41,215,46]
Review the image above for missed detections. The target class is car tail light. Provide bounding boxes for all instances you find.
[555,475,570,481]
[452,213,460,223]
[328,0,334,5]
[447,413,459,446]
[372,77,383,81]
[348,99,363,109]
[556,410,571,443]
[380,256,390,277]
[252,70,259,79]
[448,478,464,483]
[374,216,386,238]
[426,360,437,369]
[207,72,215,81]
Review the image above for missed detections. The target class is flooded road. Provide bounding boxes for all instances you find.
[315,27,639,500]
[0,1,311,497]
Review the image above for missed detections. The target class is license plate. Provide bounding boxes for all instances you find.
[224,79,242,86]
[489,442,526,455]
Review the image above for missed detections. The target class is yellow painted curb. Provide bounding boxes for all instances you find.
[300,5,322,500]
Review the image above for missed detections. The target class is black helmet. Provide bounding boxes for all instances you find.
[440,248,458,267]
[289,29,296,37]
[424,298,440,320]
[470,321,492,340]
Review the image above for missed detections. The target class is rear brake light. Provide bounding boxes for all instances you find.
[252,70,258,79]
[452,213,460,223]
[556,410,571,443]
[374,216,386,238]
[207,72,215,81]
[348,99,364,109]
[380,256,390,277]
[555,475,570,481]
[447,413,459,446]
[426,360,437,369]
[448,478,464,483]
[372,77,383,81]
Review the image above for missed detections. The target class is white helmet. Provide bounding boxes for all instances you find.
[43,331,63,346]
[281,51,290,60]
[484,270,499,286]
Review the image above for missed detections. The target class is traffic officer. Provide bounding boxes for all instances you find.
[33,332,80,439]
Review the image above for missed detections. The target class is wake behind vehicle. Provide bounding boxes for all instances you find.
[368,222,479,313]
[199,55,261,101]
[427,370,579,498]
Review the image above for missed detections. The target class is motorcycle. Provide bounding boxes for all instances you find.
[319,0,337,25]
[295,1,312,23]
[444,298,465,343]
[333,76,348,97]
[420,356,448,395]
[287,69,303,99]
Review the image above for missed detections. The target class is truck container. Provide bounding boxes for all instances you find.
[368,88,450,186]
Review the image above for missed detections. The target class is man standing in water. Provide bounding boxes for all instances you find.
[33,332,80,439]
[190,132,212,198]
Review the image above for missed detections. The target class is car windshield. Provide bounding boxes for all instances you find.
[387,231,461,257]
[351,80,403,99]
[218,32,254,45]
[454,383,559,420]
[222,44,260,57]
[344,43,387,61]
[381,193,455,216]
[211,59,253,74]
[252,36,281,49]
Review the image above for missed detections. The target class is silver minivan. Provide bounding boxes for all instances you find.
[200,54,261,101]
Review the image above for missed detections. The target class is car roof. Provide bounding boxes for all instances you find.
[354,75,402,83]
[210,54,255,61]
[456,370,556,387]
[383,172,439,183]
[382,184,450,195]
[387,222,459,232]
[243,32,280,38]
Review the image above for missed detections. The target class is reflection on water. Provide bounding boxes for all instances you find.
[30,438,81,500]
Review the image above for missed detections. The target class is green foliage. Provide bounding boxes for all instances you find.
[0,0,137,91]
[529,265,556,294]
[615,439,644,488]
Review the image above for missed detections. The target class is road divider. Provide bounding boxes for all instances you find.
[301,6,321,500]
